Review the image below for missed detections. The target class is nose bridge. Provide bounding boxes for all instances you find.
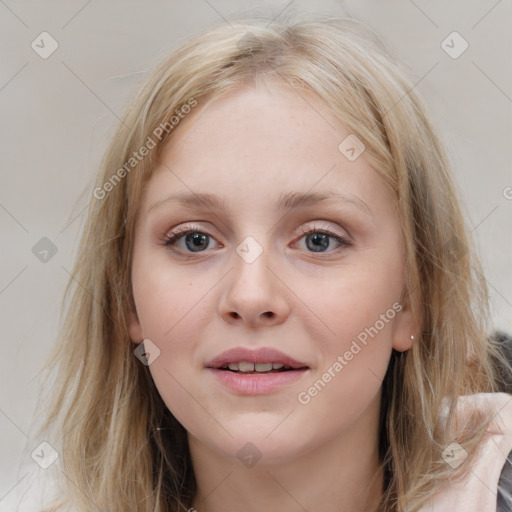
[232,233,274,296]
[218,232,289,324]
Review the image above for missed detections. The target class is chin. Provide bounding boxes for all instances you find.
[207,430,314,467]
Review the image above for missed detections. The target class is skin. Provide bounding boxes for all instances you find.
[128,81,420,512]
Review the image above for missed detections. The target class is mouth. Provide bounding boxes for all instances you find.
[205,347,310,394]
[205,346,309,370]
[216,362,308,374]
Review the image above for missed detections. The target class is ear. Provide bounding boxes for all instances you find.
[391,291,421,352]
[128,306,143,344]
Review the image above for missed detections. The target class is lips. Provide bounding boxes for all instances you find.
[205,347,310,394]
[205,347,309,371]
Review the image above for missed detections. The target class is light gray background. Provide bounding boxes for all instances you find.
[1,0,511,503]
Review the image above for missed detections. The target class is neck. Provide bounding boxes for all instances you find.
[188,393,385,512]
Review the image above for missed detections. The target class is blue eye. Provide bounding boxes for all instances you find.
[164,228,214,253]
[163,225,351,254]
[297,226,351,253]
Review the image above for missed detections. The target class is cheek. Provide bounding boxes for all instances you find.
[292,259,400,408]
[296,282,395,428]
[296,258,402,347]
[131,256,215,400]
[132,252,214,343]
[133,262,214,432]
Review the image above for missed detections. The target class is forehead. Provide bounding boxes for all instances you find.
[142,83,396,219]
[170,82,344,154]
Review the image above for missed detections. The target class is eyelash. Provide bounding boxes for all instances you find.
[162,223,352,254]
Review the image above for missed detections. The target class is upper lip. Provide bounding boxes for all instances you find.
[205,347,309,369]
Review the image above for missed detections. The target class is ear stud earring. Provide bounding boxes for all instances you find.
[411,335,415,340]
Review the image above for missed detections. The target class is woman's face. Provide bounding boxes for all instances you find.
[128,83,418,465]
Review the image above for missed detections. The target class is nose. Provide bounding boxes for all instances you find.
[218,242,291,329]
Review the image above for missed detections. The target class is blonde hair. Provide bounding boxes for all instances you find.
[36,11,511,512]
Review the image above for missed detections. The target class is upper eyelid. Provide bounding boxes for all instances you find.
[166,221,347,238]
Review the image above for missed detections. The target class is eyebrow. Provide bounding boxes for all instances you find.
[147,190,372,217]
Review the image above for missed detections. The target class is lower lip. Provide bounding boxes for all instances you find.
[206,368,309,394]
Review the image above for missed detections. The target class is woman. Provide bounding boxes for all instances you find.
[10,12,512,512]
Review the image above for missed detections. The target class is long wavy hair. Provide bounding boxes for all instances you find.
[35,12,511,512]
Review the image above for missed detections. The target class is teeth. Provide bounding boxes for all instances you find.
[223,362,292,372]
[238,361,254,372]
[255,363,273,372]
